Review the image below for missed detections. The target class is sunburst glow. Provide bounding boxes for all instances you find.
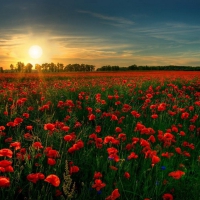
[29,45,43,59]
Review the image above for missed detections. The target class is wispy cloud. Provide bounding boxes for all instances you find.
[78,10,134,26]
[130,22,200,45]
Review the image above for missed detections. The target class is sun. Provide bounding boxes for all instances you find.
[29,45,43,59]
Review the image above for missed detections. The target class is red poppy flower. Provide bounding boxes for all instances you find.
[39,104,48,111]
[27,174,38,183]
[89,133,97,140]
[44,174,60,187]
[95,137,103,148]
[183,151,191,157]
[104,136,115,144]
[0,131,5,137]
[181,112,189,119]
[109,154,120,162]
[68,146,76,153]
[127,152,138,160]
[75,140,84,149]
[92,179,106,191]
[70,166,79,174]
[32,142,43,149]
[140,138,150,147]
[10,142,21,150]
[48,158,56,166]
[162,193,173,200]
[168,170,185,179]
[132,137,139,144]
[93,172,102,179]
[148,135,156,143]
[118,133,126,141]
[24,133,33,140]
[46,149,59,158]
[0,160,12,168]
[108,95,113,100]
[55,189,62,196]
[4,165,14,172]
[26,125,33,130]
[27,106,34,111]
[0,149,13,158]
[157,103,166,111]
[27,173,45,184]
[88,114,96,121]
[95,126,101,133]
[0,126,5,131]
[105,188,120,200]
[124,172,130,179]
[87,107,93,113]
[111,114,118,121]
[161,152,174,158]
[131,110,141,118]
[0,176,10,187]
[175,147,182,154]
[61,126,70,132]
[5,137,12,143]
[146,93,153,99]
[125,143,133,151]
[110,165,118,171]
[151,155,161,166]
[6,122,16,127]
[115,101,121,106]
[115,127,122,133]
[151,114,158,119]
[23,113,30,118]
[0,167,5,172]
[44,123,55,131]
[14,117,23,125]
[107,147,118,155]
[179,131,186,136]
[64,134,73,142]
[3,111,8,116]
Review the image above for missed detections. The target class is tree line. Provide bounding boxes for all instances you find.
[97,64,200,71]
[8,62,95,72]
[1,63,200,73]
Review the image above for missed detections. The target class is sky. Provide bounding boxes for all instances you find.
[0,0,200,69]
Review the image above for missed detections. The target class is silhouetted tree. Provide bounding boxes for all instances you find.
[25,63,33,73]
[35,64,41,72]
[16,62,25,72]
[57,63,64,72]
[10,64,14,71]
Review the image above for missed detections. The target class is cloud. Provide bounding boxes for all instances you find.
[130,22,200,45]
[78,10,134,26]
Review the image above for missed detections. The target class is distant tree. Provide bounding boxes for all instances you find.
[128,64,137,70]
[16,62,25,72]
[89,65,95,71]
[111,66,120,71]
[35,64,41,72]
[10,64,14,71]
[0,67,3,73]
[41,63,48,72]
[57,63,64,72]
[25,63,33,73]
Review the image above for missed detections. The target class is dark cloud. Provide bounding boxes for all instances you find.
[0,0,200,68]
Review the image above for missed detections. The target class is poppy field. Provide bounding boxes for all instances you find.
[0,71,200,200]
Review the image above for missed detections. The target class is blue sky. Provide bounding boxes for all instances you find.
[0,0,200,69]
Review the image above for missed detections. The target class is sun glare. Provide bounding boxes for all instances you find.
[29,45,43,59]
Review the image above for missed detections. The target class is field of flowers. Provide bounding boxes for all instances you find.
[0,71,200,200]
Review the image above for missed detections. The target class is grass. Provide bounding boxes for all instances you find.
[0,72,200,200]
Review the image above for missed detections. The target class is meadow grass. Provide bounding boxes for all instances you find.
[0,72,200,199]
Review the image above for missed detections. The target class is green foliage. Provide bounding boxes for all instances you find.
[0,74,200,199]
